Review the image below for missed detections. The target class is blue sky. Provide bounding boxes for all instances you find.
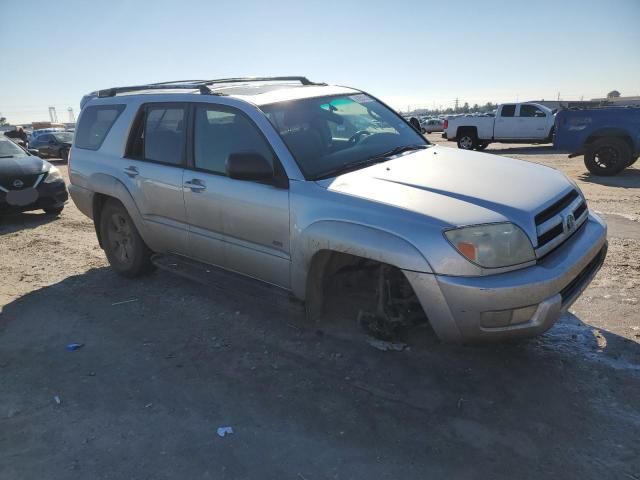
[1,0,639,124]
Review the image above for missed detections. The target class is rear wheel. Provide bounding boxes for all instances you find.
[60,147,69,162]
[457,131,477,150]
[100,199,155,277]
[584,137,631,176]
[476,142,489,151]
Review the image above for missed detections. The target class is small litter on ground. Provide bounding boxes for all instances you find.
[112,299,139,306]
[217,426,234,437]
[65,343,84,352]
[367,338,408,352]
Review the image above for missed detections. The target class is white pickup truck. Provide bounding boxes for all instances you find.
[443,103,556,150]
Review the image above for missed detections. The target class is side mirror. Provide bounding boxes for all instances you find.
[226,152,273,181]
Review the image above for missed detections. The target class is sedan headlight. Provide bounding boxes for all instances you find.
[444,222,535,268]
[43,166,63,183]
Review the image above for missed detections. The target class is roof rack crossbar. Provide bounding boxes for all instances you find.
[95,76,325,98]
[201,76,324,86]
[97,83,213,98]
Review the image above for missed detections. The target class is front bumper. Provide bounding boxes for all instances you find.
[0,181,68,215]
[404,212,607,343]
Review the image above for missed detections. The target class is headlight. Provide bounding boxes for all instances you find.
[444,222,535,268]
[43,166,63,183]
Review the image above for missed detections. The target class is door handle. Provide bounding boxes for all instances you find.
[184,179,206,191]
[123,166,139,177]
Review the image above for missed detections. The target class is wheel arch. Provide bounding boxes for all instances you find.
[88,174,151,249]
[585,128,634,151]
[291,220,433,304]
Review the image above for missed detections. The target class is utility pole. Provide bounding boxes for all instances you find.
[557,92,560,101]
[67,107,75,123]
[454,98,459,111]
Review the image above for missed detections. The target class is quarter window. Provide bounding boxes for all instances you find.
[75,105,125,150]
[193,105,273,175]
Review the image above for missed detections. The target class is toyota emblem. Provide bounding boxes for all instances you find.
[12,179,24,189]
[565,213,576,232]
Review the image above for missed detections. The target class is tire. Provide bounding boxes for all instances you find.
[476,142,489,151]
[100,199,155,277]
[60,148,69,162]
[629,156,638,167]
[584,137,632,176]
[43,206,64,215]
[457,130,477,150]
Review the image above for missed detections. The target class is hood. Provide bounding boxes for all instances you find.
[316,146,573,236]
[0,155,50,177]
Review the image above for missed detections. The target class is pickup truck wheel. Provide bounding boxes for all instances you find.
[100,199,155,277]
[584,138,631,176]
[457,133,477,150]
[476,142,489,151]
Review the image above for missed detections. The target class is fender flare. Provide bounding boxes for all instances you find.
[87,173,153,247]
[290,220,433,301]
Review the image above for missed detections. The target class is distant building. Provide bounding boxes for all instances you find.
[590,95,640,106]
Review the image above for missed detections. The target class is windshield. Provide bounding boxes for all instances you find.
[261,94,428,179]
[0,138,28,158]
[53,132,74,143]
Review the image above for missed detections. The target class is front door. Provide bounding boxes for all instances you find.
[516,104,549,139]
[184,104,290,288]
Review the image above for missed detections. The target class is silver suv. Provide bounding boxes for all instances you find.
[69,77,607,343]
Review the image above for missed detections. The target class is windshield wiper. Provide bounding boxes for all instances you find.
[314,157,387,180]
[0,155,15,158]
[369,144,429,161]
[313,144,429,180]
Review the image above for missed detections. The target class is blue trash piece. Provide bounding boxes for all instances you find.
[217,426,233,437]
[66,343,84,351]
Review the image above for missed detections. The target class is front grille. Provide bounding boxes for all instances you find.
[0,173,41,191]
[534,189,589,257]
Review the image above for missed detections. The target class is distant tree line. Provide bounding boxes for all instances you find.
[411,101,498,117]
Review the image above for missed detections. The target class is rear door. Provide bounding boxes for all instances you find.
[493,104,517,138]
[183,103,290,288]
[37,134,52,156]
[120,103,189,254]
[516,104,550,139]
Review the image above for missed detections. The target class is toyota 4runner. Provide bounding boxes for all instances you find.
[68,76,607,343]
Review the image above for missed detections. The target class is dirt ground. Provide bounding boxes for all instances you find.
[1,137,639,480]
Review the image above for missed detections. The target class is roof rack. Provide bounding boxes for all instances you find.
[95,76,325,99]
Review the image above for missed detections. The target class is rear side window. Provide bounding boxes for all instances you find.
[75,105,125,150]
[126,104,186,166]
[501,105,516,117]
